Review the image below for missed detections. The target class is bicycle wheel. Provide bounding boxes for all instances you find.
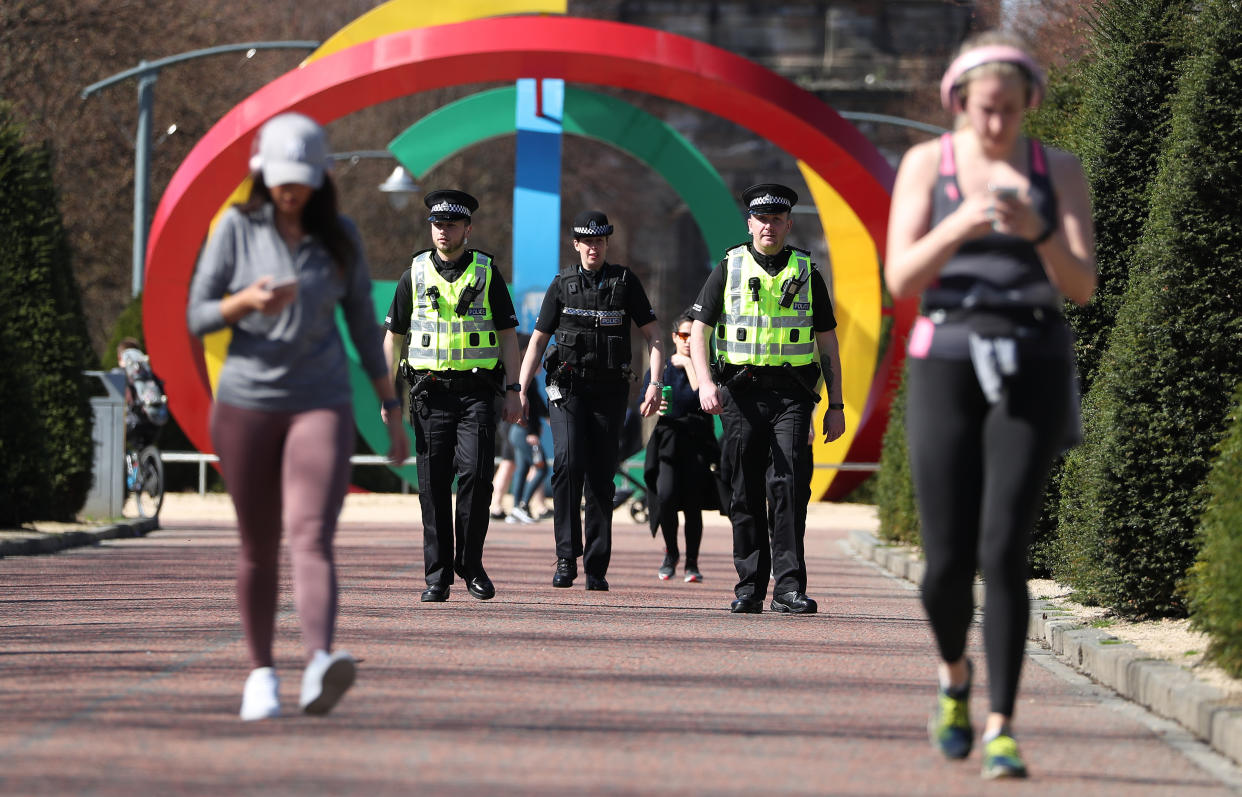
[134,446,164,518]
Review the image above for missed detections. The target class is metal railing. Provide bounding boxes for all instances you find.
[161,451,878,496]
[161,451,418,495]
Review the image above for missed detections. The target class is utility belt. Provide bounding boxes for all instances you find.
[545,361,635,403]
[401,362,501,396]
[712,361,820,402]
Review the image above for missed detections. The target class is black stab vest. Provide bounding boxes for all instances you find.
[556,263,632,371]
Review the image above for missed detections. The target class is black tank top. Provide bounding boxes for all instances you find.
[912,134,1070,361]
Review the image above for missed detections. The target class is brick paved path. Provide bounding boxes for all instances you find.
[1,497,1236,795]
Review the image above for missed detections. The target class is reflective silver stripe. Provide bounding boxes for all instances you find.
[448,348,498,360]
[409,346,500,360]
[413,319,494,333]
[719,314,808,329]
[468,263,489,309]
[726,251,746,317]
[718,340,816,357]
[413,252,430,307]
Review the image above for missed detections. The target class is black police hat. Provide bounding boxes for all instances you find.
[425,189,479,222]
[571,209,614,237]
[742,183,798,215]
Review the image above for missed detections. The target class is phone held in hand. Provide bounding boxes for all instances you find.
[988,183,1019,200]
[267,275,298,291]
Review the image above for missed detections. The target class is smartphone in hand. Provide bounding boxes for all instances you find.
[267,275,298,291]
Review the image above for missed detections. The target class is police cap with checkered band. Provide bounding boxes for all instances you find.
[424,189,478,222]
[742,183,798,215]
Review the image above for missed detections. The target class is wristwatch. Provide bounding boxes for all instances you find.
[505,383,521,392]
[381,397,402,411]
[828,402,844,411]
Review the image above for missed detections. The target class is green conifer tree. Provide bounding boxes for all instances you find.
[0,103,94,524]
[1054,0,1242,616]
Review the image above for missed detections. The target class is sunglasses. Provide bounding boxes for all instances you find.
[673,331,691,340]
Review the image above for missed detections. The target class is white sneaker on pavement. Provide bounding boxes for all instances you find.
[507,505,535,524]
[300,649,356,716]
[239,666,280,721]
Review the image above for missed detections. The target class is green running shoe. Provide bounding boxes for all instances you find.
[981,733,1028,779]
[928,689,973,759]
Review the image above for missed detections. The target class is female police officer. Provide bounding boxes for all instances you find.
[516,210,664,591]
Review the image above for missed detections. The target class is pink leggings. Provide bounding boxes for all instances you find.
[211,402,354,668]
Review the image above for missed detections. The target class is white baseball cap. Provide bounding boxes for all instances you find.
[250,113,330,189]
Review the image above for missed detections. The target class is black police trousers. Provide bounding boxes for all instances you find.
[719,386,814,600]
[410,387,496,587]
[548,380,628,578]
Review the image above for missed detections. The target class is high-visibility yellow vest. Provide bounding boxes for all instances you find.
[717,245,816,366]
[405,250,499,371]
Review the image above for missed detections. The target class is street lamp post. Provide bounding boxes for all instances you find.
[81,41,320,297]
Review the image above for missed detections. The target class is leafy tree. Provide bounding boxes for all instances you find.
[0,103,94,524]
[1054,0,1242,617]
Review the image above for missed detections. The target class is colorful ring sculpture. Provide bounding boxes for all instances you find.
[144,15,910,499]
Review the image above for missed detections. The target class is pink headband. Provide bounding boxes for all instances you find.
[939,45,1046,112]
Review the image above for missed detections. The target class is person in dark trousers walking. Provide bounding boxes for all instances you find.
[688,183,846,616]
[516,210,664,591]
[885,33,1096,779]
[643,311,723,583]
[382,189,522,603]
[188,113,408,721]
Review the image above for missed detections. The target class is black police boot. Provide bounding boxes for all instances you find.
[466,568,495,601]
[770,591,817,614]
[730,597,763,614]
[420,583,450,602]
[552,557,577,588]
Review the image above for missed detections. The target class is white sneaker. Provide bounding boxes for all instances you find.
[508,505,535,524]
[239,666,280,721]
[300,649,357,716]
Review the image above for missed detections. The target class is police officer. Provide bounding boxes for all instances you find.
[688,184,847,614]
[382,189,522,602]
[516,210,664,591]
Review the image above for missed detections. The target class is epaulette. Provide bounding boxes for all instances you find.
[789,245,812,256]
[470,249,497,262]
[410,247,434,260]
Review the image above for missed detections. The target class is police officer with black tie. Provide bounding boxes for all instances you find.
[382,190,522,602]
[688,184,847,614]
[516,210,664,591]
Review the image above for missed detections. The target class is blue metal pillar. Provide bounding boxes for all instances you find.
[511,78,564,329]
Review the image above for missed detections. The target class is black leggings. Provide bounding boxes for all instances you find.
[906,355,1070,717]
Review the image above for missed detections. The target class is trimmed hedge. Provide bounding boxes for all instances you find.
[874,363,918,545]
[0,103,94,524]
[1028,1,1192,576]
[1063,0,1194,394]
[1185,385,1242,676]
[1053,0,1242,617]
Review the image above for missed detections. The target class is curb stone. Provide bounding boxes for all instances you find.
[845,528,1242,768]
[0,516,158,558]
